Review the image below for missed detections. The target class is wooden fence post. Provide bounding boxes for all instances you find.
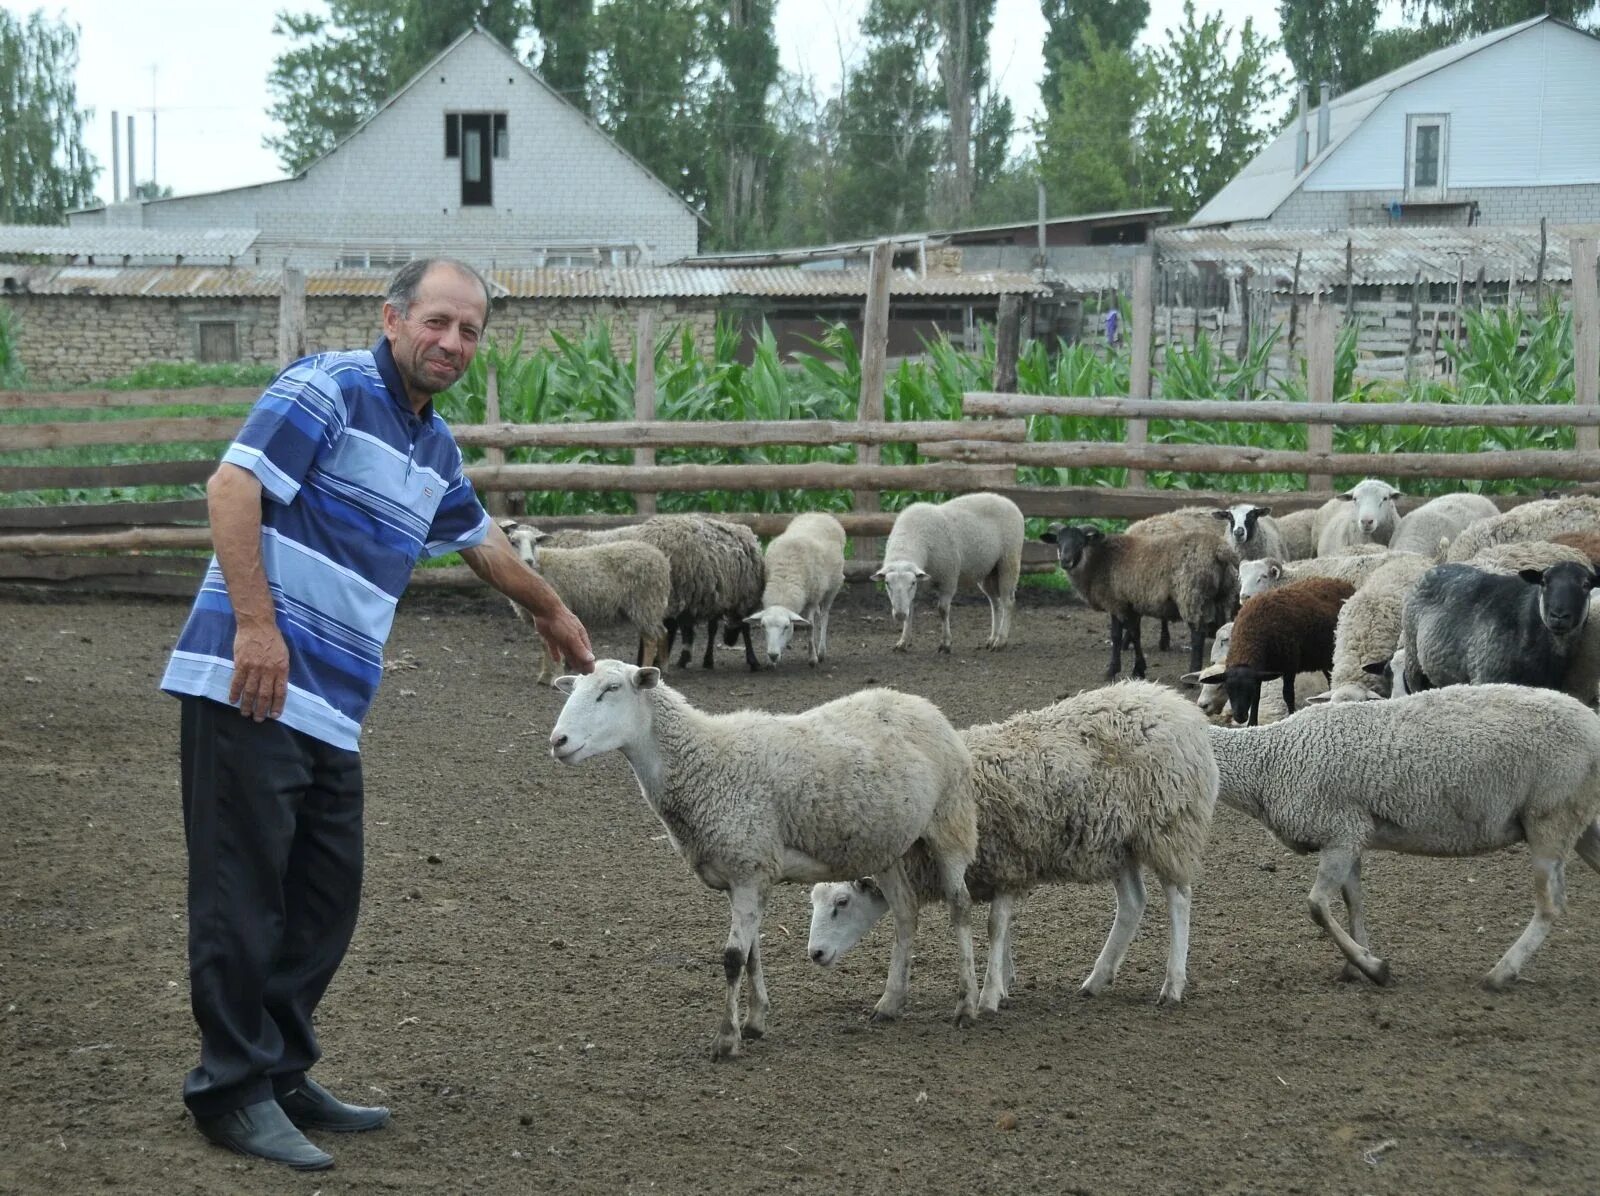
[633,309,658,515]
[1126,251,1154,489]
[993,294,1023,394]
[481,361,508,517]
[277,268,306,364]
[1573,237,1599,455]
[855,239,893,566]
[1306,299,1337,493]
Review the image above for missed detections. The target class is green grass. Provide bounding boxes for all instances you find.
[2,309,1583,514]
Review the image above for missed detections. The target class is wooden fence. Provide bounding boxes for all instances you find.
[2,237,1598,595]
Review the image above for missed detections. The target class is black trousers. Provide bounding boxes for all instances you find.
[179,696,364,1118]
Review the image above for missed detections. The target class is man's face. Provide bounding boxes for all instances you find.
[382,265,488,403]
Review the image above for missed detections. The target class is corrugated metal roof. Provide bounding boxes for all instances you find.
[0,224,259,260]
[1156,224,1599,287]
[1188,16,1553,227]
[1,264,1049,300]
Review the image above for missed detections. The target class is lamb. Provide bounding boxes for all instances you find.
[1401,560,1600,703]
[1041,524,1238,678]
[874,492,1024,653]
[1188,577,1354,725]
[1312,552,1434,703]
[807,682,1217,1009]
[744,512,846,668]
[499,521,671,686]
[1196,621,1327,721]
[1445,495,1600,563]
[1315,479,1402,556]
[1272,507,1319,561]
[1239,547,1420,601]
[548,661,980,1059]
[1207,685,1600,988]
[1387,491,1499,557]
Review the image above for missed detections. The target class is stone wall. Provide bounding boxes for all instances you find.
[1,294,719,384]
[1264,182,1600,228]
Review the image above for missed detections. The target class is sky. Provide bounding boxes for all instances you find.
[2,0,1285,206]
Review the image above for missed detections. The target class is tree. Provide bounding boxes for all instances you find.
[1399,0,1599,37]
[265,0,525,174]
[0,10,97,224]
[1040,0,1149,110]
[134,181,174,200]
[930,0,999,225]
[1277,0,1379,94]
[1037,26,1151,214]
[530,0,595,110]
[705,0,783,249]
[1139,2,1283,221]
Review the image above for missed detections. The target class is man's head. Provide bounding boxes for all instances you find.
[381,258,492,407]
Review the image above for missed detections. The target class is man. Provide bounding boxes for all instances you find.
[160,257,594,1171]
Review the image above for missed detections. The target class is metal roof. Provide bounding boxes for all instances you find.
[0,224,259,260]
[1156,224,1600,287]
[0,264,1049,300]
[1188,16,1556,227]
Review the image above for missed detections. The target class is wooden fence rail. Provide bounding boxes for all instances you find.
[963,394,1600,428]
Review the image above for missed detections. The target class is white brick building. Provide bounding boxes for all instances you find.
[66,27,702,267]
[1189,16,1600,230]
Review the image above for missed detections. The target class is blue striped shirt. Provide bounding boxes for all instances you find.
[161,337,491,750]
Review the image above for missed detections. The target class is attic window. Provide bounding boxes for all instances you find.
[446,112,507,161]
[1406,114,1448,201]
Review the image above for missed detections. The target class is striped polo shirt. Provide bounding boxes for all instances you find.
[161,337,491,750]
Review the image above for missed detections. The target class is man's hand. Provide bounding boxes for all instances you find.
[461,523,596,674]
[229,620,290,720]
[534,607,596,676]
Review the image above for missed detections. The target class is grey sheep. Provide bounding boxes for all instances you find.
[745,512,846,668]
[499,521,673,686]
[1445,495,1600,563]
[1208,685,1600,988]
[1315,479,1402,556]
[1189,577,1354,725]
[1401,560,1600,703]
[1387,491,1499,557]
[1042,524,1238,679]
[548,661,981,1059]
[807,682,1217,1009]
[874,492,1024,653]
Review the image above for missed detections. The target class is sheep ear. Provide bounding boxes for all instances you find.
[1083,527,1104,541]
[1517,568,1545,585]
[914,568,930,580]
[634,667,661,690]
[1252,670,1283,683]
[552,675,579,695]
[1188,667,1226,686]
[857,877,883,900]
[1304,691,1331,705]
[743,613,761,625]
[1336,491,1354,502]
[871,567,887,580]
[1039,529,1059,543]
[791,616,811,628]
[496,518,519,534]
[1361,660,1390,677]
[1252,506,1271,517]
[1211,509,1231,521]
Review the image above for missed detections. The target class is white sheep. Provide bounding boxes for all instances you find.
[1315,479,1402,556]
[874,492,1024,653]
[500,521,671,685]
[808,682,1217,1008]
[1239,547,1421,601]
[1272,507,1319,561]
[548,661,980,1059]
[1208,685,1600,988]
[1387,492,1499,557]
[1311,552,1434,703]
[744,512,846,668]
[1215,502,1285,561]
[1445,495,1600,563]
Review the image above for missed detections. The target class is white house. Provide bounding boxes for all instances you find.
[1189,16,1600,229]
[66,26,702,267]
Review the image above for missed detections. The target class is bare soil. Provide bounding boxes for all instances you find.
[2,582,1598,1195]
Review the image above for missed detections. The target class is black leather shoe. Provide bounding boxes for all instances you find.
[278,1077,391,1133]
[195,1099,334,1170]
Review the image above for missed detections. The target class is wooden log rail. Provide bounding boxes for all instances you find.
[963,393,1600,428]
[0,387,259,410]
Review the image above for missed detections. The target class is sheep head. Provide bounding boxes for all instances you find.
[549,660,661,765]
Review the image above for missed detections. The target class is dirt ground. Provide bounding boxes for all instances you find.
[2,580,1598,1196]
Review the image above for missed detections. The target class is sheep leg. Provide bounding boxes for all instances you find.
[893,599,914,652]
[1308,847,1390,985]
[736,620,759,671]
[1484,855,1566,990]
[977,572,1001,650]
[1107,615,1125,679]
[742,934,769,1040]
[701,616,719,669]
[933,851,979,1027]
[1083,865,1146,997]
[713,883,766,1060]
[1573,820,1600,876]
[1337,856,1371,982]
[1157,881,1192,1005]
[979,894,1015,1013]
[1185,621,1206,676]
[671,617,694,670]
[536,642,559,687]
[1127,617,1148,679]
[1282,673,1297,714]
[1158,619,1172,651]
[937,594,954,655]
[870,864,918,1022]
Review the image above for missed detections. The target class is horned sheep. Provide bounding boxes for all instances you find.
[874,492,1024,653]
[500,521,671,686]
[808,682,1217,1009]
[1041,524,1238,678]
[548,661,980,1059]
[1208,686,1600,988]
[744,513,846,668]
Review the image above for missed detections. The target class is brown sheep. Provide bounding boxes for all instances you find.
[1550,531,1600,568]
[1188,577,1355,726]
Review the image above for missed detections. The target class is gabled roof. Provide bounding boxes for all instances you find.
[71,26,704,225]
[1188,15,1565,228]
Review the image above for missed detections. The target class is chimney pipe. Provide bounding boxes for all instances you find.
[1295,85,1309,173]
[111,111,121,203]
[1317,81,1332,155]
[127,114,136,199]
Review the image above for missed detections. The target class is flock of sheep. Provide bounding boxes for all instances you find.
[506,486,1600,1060]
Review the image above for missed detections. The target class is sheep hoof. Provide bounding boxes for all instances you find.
[953,1005,976,1029]
[869,1002,903,1023]
[739,1022,765,1041]
[937,643,952,655]
[676,652,692,669]
[1156,983,1184,1007]
[710,1034,742,1061]
[1481,970,1517,992]
[892,642,909,654]
[1364,958,1393,986]
[1337,962,1365,983]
